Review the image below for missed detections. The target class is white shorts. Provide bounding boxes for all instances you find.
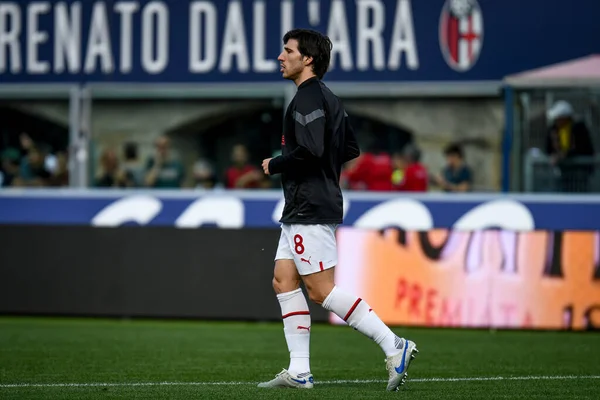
[274,223,338,275]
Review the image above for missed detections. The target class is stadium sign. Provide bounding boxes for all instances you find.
[0,0,598,83]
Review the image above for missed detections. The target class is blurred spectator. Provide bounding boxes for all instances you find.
[545,100,595,193]
[225,144,262,189]
[0,130,70,187]
[0,147,21,187]
[144,136,185,189]
[95,148,135,188]
[193,159,217,189]
[391,144,428,192]
[341,151,393,191]
[43,146,59,176]
[122,142,144,187]
[433,143,473,192]
[50,151,69,187]
[18,132,34,158]
[13,145,52,187]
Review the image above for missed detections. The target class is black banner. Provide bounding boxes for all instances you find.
[0,226,329,322]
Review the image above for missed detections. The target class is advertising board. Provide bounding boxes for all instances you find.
[334,228,600,330]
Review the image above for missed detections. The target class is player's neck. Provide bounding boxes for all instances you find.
[294,71,317,87]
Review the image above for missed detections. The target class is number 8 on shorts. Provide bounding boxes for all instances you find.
[293,234,305,254]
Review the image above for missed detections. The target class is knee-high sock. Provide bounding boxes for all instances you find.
[322,286,404,357]
[277,288,311,374]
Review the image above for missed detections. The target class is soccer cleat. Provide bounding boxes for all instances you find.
[257,369,314,389]
[384,339,419,391]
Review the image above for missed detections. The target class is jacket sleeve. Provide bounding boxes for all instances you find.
[342,113,360,163]
[268,146,315,175]
[268,92,326,175]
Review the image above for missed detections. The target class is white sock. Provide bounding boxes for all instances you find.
[322,286,403,357]
[277,288,311,374]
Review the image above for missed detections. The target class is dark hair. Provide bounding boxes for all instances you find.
[444,143,464,158]
[283,29,332,79]
[393,143,422,163]
[403,143,422,162]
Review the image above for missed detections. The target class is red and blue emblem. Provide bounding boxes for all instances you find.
[439,0,484,72]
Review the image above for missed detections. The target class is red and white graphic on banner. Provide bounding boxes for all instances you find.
[439,0,484,72]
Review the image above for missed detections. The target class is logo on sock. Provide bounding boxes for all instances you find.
[300,256,312,265]
[297,325,311,332]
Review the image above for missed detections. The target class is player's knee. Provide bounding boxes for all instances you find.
[303,270,335,305]
[272,276,299,294]
[306,285,328,305]
[272,276,281,293]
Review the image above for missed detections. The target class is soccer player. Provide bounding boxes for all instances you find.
[258,29,419,391]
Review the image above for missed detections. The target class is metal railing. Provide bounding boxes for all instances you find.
[524,150,600,193]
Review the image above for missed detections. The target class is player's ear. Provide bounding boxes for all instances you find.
[303,55,314,67]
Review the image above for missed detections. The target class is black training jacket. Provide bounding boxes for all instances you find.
[268,76,360,224]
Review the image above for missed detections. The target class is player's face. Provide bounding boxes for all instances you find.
[278,39,305,81]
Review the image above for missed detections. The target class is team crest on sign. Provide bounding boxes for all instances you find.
[439,0,484,72]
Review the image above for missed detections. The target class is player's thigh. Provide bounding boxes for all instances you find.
[287,224,338,276]
[273,226,301,294]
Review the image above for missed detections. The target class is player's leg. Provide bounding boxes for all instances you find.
[273,259,311,376]
[297,224,419,391]
[303,268,407,356]
[258,226,314,389]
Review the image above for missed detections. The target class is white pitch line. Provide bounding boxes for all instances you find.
[1,375,599,389]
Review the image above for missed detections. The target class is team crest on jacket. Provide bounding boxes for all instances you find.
[439,0,484,72]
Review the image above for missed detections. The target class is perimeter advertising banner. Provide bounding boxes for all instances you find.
[334,228,600,330]
[2,191,600,231]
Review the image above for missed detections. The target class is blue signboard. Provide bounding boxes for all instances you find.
[0,190,599,230]
[1,0,598,83]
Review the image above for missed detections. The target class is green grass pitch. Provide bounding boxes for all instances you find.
[1,317,599,399]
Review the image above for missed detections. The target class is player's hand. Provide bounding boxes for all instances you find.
[262,158,272,175]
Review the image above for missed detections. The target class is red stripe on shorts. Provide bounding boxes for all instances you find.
[343,298,362,321]
[282,311,310,319]
[319,261,324,271]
